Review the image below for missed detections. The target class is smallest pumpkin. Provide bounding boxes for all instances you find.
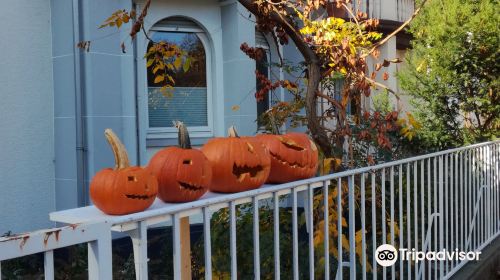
[90,129,158,215]
[148,122,212,202]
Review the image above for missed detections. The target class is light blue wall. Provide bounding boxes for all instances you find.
[51,0,138,213]
[0,0,55,233]
[221,2,258,137]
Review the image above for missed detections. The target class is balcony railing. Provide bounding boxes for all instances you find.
[1,140,499,279]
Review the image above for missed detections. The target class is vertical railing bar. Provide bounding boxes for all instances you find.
[372,173,377,280]
[253,197,261,280]
[439,155,444,278]
[472,149,476,251]
[398,164,404,280]
[308,185,315,280]
[454,153,458,269]
[496,143,498,234]
[292,188,299,280]
[323,180,330,280]
[381,168,387,280]
[443,154,453,275]
[427,158,432,280]
[413,161,418,278]
[444,154,448,275]
[349,175,356,280]
[360,173,367,280]
[406,163,411,280]
[203,207,212,280]
[467,150,471,254]
[479,147,482,247]
[273,192,281,280]
[489,145,492,239]
[460,152,464,256]
[230,201,237,280]
[420,159,425,278]
[338,177,343,280]
[44,250,55,280]
[390,166,395,280]
[173,214,182,280]
[495,144,498,234]
[434,156,438,280]
[452,153,456,273]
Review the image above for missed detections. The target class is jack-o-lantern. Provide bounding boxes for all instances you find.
[148,122,212,202]
[201,126,271,193]
[255,133,318,183]
[90,129,158,215]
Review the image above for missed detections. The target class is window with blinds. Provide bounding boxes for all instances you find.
[147,18,209,129]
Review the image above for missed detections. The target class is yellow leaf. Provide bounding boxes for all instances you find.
[174,57,182,69]
[146,59,154,67]
[231,105,240,112]
[355,230,363,243]
[154,75,164,84]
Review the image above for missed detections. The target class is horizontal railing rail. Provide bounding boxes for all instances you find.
[0,222,112,279]
[1,140,498,279]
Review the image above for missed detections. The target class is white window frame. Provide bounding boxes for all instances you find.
[145,22,214,139]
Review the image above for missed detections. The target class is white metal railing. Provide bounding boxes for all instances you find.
[0,222,112,279]
[1,141,498,279]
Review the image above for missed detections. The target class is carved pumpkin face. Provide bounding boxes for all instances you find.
[255,133,318,183]
[148,122,211,202]
[90,129,158,215]
[201,126,271,193]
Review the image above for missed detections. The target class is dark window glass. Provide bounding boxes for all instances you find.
[256,54,269,126]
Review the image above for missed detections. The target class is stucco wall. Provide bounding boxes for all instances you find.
[0,0,55,233]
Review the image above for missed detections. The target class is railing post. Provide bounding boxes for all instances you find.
[44,250,55,280]
[88,227,112,280]
[438,155,444,278]
[348,175,356,280]
[180,217,192,280]
[130,220,148,280]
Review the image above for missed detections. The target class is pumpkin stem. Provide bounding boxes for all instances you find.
[175,121,191,149]
[104,129,130,170]
[228,126,239,138]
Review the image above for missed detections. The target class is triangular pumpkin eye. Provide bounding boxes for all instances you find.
[127,176,137,182]
[281,140,305,151]
[182,159,192,165]
[247,142,254,153]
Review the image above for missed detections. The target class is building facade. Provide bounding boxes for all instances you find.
[0,0,414,233]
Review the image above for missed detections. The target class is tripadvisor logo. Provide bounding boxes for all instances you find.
[375,244,482,267]
[375,244,398,267]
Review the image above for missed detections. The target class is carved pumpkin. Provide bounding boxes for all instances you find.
[255,133,318,183]
[201,126,271,193]
[90,129,158,215]
[148,122,211,202]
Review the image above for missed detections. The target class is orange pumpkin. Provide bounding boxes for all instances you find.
[148,122,211,202]
[201,126,271,193]
[255,133,318,183]
[90,129,158,215]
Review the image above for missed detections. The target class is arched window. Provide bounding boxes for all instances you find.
[147,17,211,134]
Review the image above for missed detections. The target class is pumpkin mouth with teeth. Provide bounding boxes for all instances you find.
[125,194,157,200]
[269,152,307,168]
[178,181,205,191]
[202,126,271,193]
[232,163,265,181]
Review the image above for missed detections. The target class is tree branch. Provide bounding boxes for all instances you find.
[361,0,428,59]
